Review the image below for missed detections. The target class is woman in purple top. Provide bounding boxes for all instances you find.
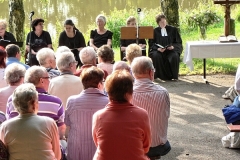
[65,66,108,160]
[90,14,113,51]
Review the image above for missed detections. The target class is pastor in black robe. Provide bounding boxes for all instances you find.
[149,25,183,80]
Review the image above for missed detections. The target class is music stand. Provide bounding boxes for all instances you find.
[0,40,23,48]
[120,26,154,60]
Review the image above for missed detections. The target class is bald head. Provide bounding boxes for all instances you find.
[113,61,130,72]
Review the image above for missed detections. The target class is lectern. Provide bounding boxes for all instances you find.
[0,40,23,48]
[120,26,154,60]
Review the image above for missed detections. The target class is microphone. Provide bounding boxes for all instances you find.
[29,11,34,19]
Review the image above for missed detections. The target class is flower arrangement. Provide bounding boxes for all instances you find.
[188,9,220,40]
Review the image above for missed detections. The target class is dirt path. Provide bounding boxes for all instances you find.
[154,74,240,160]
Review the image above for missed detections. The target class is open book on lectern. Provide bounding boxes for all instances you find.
[0,39,23,48]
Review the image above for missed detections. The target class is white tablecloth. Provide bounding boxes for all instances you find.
[183,41,240,71]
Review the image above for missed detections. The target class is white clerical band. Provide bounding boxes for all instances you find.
[161,28,168,37]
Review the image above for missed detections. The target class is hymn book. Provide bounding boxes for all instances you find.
[219,35,238,43]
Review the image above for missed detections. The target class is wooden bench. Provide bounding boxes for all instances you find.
[227,125,240,132]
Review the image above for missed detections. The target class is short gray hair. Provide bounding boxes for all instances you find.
[56,46,71,55]
[36,48,55,66]
[131,56,154,75]
[4,63,26,85]
[56,51,75,72]
[12,83,38,114]
[24,66,47,85]
[126,43,142,64]
[0,19,7,29]
[79,47,96,64]
[96,14,106,24]
[113,61,130,72]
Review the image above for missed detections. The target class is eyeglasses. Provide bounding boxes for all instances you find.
[41,76,50,79]
[151,68,155,73]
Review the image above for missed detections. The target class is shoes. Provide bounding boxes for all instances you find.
[222,86,238,102]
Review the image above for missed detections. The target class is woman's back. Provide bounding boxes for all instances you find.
[0,114,60,160]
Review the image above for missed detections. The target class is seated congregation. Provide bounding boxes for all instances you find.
[0,12,181,160]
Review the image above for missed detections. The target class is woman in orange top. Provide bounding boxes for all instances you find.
[92,70,151,160]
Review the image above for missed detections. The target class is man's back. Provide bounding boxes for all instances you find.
[132,78,170,147]
[48,74,83,109]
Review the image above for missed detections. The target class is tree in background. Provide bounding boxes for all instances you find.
[160,0,180,29]
[8,0,25,42]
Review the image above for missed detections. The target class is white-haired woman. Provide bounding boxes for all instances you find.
[0,19,16,42]
[0,83,61,160]
[89,14,113,51]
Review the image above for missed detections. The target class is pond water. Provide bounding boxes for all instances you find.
[0,0,211,40]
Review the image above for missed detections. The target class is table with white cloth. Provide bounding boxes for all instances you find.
[183,41,240,83]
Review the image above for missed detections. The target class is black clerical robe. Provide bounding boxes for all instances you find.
[149,25,183,80]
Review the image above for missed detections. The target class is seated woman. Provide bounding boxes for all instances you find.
[0,47,7,88]
[97,45,114,75]
[65,66,108,160]
[92,70,151,160]
[90,14,113,51]
[0,19,16,42]
[120,16,146,59]
[126,43,142,65]
[149,14,183,80]
[58,19,86,68]
[0,83,61,160]
[26,18,52,66]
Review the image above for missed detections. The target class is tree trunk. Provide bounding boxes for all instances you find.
[160,0,180,29]
[8,0,25,43]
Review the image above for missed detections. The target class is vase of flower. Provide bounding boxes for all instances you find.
[199,26,207,40]
[188,9,220,41]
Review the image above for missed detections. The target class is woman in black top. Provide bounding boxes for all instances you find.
[0,19,16,43]
[90,14,113,51]
[120,16,146,60]
[26,18,52,66]
[58,19,86,68]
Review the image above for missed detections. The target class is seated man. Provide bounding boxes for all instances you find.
[131,56,171,160]
[48,51,83,109]
[6,66,66,140]
[5,44,29,70]
[36,48,60,79]
[148,14,182,80]
[0,63,25,113]
[113,61,130,72]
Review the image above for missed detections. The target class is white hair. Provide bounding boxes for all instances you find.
[131,56,154,75]
[96,14,106,24]
[36,48,55,66]
[56,46,71,55]
[4,63,26,85]
[79,47,96,65]
[56,51,75,72]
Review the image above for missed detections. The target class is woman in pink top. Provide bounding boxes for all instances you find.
[97,45,114,75]
[92,70,151,160]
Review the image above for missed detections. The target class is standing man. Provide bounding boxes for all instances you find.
[131,56,171,160]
